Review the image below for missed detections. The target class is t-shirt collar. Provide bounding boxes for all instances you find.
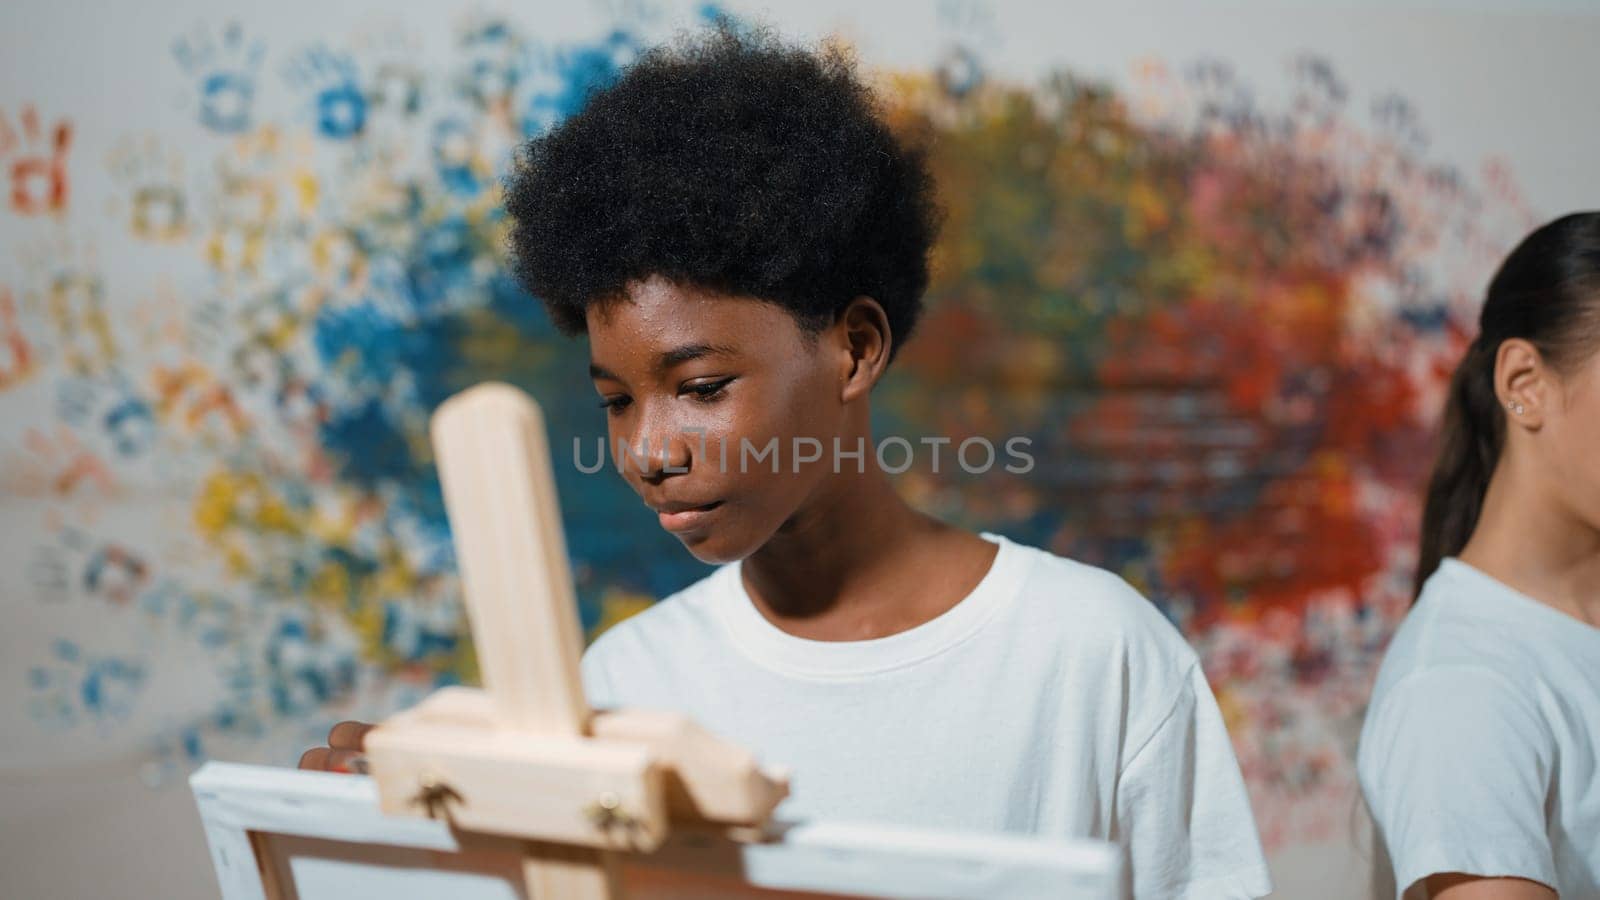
[1437,556,1600,644]
[714,531,1032,680]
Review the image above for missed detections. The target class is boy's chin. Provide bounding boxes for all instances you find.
[672,528,755,566]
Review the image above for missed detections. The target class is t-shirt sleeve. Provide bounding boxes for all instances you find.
[1357,666,1557,898]
[579,637,619,709]
[1115,662,1273,900]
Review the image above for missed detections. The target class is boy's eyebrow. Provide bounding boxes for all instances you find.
[589,342,741,381]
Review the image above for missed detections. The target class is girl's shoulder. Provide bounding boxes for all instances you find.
[1377,558,1582,692]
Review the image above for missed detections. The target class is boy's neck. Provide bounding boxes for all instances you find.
[738,459,997,641]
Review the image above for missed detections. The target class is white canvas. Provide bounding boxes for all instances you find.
[191,762,1123,900]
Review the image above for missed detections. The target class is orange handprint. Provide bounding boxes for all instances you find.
[0,105,74,215]
[152,361,252,440]
[15,426,116,498]
[0,286,37,389]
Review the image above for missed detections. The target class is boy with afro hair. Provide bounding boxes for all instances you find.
[308,20,1271,899]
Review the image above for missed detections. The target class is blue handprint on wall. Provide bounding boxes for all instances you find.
[283,46,369,140]
[172,21,263,135]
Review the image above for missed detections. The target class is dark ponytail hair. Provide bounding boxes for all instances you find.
[1415,211,1600,600]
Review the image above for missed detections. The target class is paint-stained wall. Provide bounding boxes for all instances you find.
[2,2,1597,898]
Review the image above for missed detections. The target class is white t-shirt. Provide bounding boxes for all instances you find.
[581,531,1272,899]
[1358,557,1600,899]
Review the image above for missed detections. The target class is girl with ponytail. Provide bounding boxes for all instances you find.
[1359,212,1600,900]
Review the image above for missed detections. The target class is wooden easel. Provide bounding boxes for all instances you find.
[364,383,791,900]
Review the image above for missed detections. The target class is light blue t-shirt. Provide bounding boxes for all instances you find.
[1359,557,1600,898]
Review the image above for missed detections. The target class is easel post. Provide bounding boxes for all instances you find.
[431,383,618,896]
[363,383,788,900]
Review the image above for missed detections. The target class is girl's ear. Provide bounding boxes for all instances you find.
[837,295,891,403]
[1496,337,1547,429]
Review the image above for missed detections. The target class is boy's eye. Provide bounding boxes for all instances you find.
[685,377,734,403]
[597,378,732,416]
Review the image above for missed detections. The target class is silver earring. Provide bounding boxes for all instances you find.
[1507,400,1525,415]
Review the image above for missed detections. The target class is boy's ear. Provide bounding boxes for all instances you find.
[837,295,891,403]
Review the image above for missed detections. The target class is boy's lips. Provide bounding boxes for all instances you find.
[654,499,725,532]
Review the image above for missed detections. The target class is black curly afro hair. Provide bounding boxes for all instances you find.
[502,20,942,366]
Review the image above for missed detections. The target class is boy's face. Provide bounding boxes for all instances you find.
[586,275,853,564]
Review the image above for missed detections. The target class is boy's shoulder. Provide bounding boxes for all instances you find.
[1013,540,1182,631]
[583,562,730,658]
[1004,537,1200,676]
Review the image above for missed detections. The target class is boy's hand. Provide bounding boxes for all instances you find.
[297,721,373,773]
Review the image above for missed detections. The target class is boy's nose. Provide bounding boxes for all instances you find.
[624,421,694,482]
